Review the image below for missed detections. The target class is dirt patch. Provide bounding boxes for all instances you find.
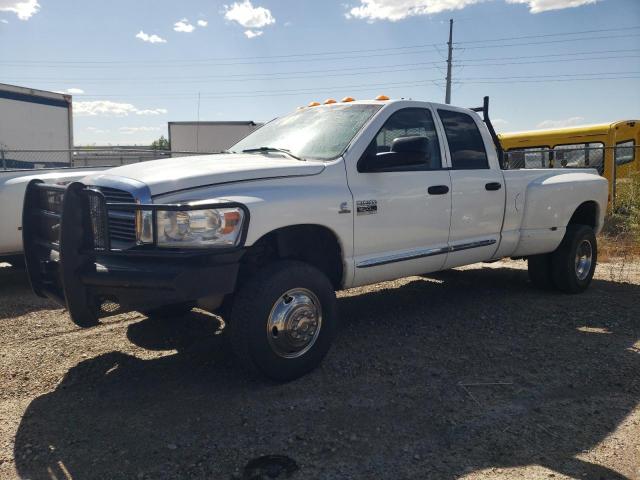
[1,260,639,479]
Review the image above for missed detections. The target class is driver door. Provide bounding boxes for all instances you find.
[345,106,452,287]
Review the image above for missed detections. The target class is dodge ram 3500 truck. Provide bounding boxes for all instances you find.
[22,97,608,381]
[1,167,105,265]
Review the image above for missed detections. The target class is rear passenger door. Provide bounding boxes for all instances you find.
[436,108,505,268]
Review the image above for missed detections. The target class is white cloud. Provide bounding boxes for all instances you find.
[1,18,8,23]
[135,108,168,116]
[492,118,509,127]
[536,116,584,129]
[244,29,263,38]
[506,0,597,13]
[0,0,39,20]
[86,126,109,134]
[119,126,161,135]
[135,30,167,44]
[174,18,195,33]
[197,19,208,27]
[66,88,84,95]
[74,101,168,117]
[345,0,597,21]
[224,0,275,28]
[346,0,482,21]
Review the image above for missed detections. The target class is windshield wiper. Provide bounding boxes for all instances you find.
[241,147,304,161]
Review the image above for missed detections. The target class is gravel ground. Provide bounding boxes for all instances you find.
[0,259,639,480]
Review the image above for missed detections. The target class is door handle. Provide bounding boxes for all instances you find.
[485,182,502,191]
[427,185,449,195]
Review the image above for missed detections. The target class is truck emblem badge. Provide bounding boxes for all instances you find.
[338,202,351,214]
[356,200,377,215]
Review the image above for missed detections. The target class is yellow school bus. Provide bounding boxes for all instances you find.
[499,120,639,204]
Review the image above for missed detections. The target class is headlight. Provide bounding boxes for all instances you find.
[156,207,244,248]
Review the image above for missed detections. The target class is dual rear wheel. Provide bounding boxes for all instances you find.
[528,224,597,294]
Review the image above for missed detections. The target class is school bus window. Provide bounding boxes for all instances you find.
[615,140,635,165]
[504,147,550,169]
[553,143,604,171]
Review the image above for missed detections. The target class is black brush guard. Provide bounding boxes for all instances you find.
[22,180,241,327]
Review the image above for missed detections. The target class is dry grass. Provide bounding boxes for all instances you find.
[598,173,640,282]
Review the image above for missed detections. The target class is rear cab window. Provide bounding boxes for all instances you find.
[437,109,489,169]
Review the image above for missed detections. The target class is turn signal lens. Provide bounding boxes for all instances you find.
[221,211,242,234]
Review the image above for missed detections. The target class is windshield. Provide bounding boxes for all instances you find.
[229,104,382,160]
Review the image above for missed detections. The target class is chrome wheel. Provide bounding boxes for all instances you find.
[575,239,593,281]
[267,288,322,359]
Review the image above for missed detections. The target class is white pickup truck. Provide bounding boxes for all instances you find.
[0,167,105,265]
[22,97,608,380]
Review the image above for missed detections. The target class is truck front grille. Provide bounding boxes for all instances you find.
[96,186,137,248]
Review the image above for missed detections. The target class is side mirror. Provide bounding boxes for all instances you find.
[359,136,430,172]
[391,135,430,156]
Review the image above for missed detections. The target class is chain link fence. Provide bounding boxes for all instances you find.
[0,148,215,170]
[503,145,607,172]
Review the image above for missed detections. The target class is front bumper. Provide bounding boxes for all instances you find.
[22,181,243,327]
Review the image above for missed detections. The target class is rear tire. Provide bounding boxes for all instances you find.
[228,260,337,382]
[527,254,553,289]
[551,225,597,294]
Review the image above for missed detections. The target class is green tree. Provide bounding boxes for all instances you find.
[150,135,170,150]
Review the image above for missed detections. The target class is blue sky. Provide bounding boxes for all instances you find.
[1,0,639,146]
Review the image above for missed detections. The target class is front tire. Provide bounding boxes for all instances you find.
[228,260,337,382]
[551,225,597,293]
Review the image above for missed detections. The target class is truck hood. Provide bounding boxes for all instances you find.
[83,153,325,196]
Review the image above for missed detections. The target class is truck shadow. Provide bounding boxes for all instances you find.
[0,264,58,319]
[13,265,640,479]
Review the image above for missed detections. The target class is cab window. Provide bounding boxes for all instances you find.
[358,108,442,172]
[437,109,489,170]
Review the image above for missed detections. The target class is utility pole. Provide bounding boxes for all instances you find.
[445,18,453,105]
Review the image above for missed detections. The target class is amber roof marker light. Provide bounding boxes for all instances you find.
[324,99,337,104]
[341,96,355,102]
[375,95,390,101]
[308,101,321,107]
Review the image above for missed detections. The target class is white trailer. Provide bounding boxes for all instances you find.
[0,83,73,168]
[168,121,261,153]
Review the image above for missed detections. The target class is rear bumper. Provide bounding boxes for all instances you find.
[22,180,243,326]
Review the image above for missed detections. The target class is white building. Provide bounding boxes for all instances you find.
[168,121,262,153]
[0,83,73,167]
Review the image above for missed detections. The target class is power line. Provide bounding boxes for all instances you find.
[0,44,439,66]
[6,51,638,85]
[38,72,636,99]
[456,48,640,63]
[456,25,640,44]
[0,48,442,69]
[2,26,638,67]
[454,33,640,50]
